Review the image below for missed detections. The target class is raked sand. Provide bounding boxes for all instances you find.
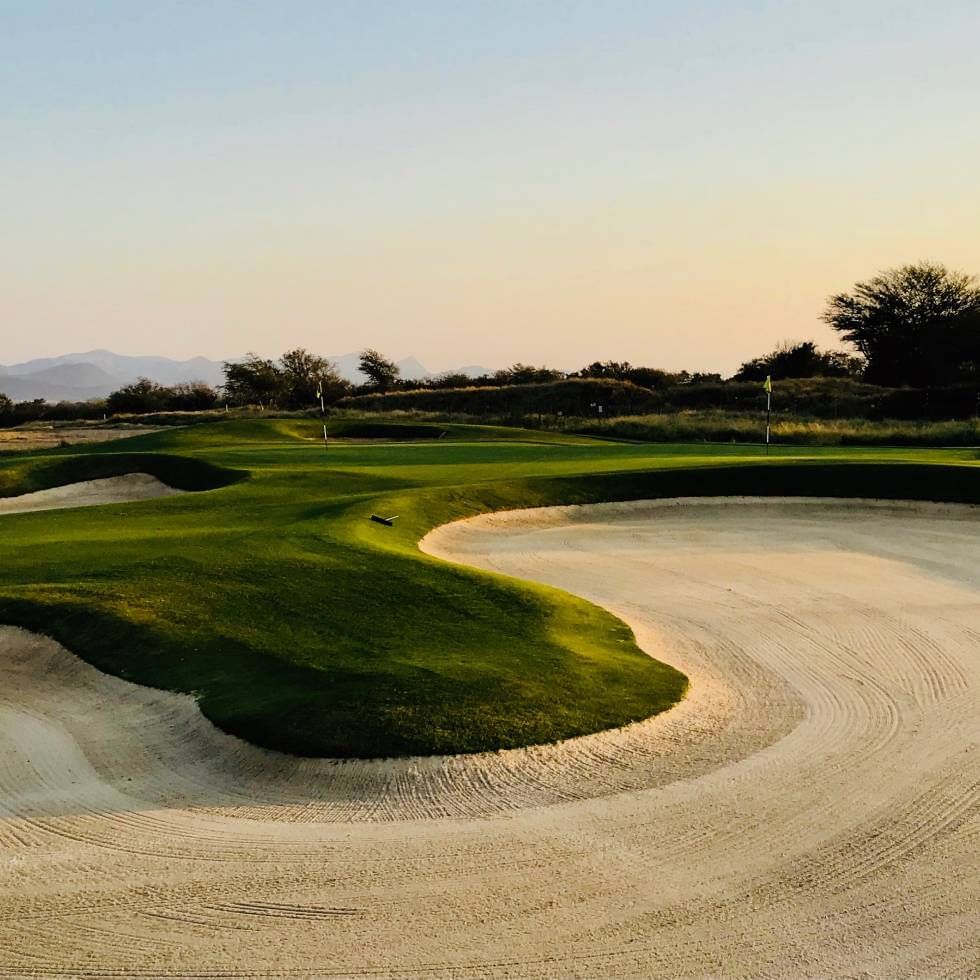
[0,498,978,977]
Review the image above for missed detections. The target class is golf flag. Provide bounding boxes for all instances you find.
[763,375,773,454]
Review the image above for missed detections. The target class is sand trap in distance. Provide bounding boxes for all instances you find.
[0,472,184,515]
[0,497,977,977]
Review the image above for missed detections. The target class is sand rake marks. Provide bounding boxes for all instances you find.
[208,900,364,921]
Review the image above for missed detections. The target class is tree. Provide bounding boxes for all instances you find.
[279,348,350,408]
[106,378,171,415]
[358,349,400,392]
[734,341,862,382]
[822,351,866,378]
[823,262,980,386]
[105,379,217,415]
[168,382,218,411]
[315,362,352,404]
[426,372,476,390]
[576,361,673,389]
[577,361,631,380]
[222,354,287,407]
[492,363,564,386]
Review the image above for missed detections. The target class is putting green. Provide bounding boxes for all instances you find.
[0,418,976,757]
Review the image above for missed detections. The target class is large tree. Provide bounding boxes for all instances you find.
[222,354,287,407]
[358,349,400,392]
[823,262,980,386]
[280,348,349,408]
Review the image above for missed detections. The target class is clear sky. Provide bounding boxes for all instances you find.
[3,1,979,373]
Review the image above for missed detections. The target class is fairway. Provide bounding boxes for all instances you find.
[0,418,977,758]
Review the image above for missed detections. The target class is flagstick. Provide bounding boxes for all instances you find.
[766,388,771,456]
[317,377,327,449]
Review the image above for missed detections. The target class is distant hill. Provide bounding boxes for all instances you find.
[0,350,228,402]
[0,349,493,401]
[396,356,430,381]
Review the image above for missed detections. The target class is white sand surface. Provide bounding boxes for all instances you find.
[0,473,183,515]
[0,497,977,977]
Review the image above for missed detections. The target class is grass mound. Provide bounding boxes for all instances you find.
[0,419,975,758]
[0,451,244,498]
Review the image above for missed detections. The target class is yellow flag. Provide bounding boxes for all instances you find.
[763,375,772,393]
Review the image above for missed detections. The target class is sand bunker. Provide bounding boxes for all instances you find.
[1,497,977,977]
[0,472,183,515]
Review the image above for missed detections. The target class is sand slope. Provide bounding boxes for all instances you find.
[1,498,978,977]
[0,473,183,515]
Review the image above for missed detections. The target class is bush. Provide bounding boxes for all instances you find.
[106,378,218,416]
[0,397,108,428]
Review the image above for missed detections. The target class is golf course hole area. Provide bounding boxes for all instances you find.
[1,496,977,976]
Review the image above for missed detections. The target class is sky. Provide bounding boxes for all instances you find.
[3,1,979,375]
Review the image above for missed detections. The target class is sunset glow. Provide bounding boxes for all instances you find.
[4,1,979,371]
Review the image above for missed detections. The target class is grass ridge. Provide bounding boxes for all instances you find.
[0,452,246,498]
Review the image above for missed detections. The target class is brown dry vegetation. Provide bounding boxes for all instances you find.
[0,425,165,452]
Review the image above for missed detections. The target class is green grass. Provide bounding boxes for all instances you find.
[0,417,976,758]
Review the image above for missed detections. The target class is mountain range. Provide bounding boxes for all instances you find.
[0,350,491,402]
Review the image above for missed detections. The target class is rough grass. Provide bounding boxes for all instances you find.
[326,407,980,447]
[0,418,976,758]
[566,412,980,446]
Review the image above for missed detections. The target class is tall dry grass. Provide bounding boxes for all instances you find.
[567,411,980,446]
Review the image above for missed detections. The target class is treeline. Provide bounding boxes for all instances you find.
[341,376,980,422]
[107,380,219,414]
[0,348,355,426]
[343,261,980,401]
[0,380,224,427]
[422,362,725,391]
[222,349,352,407]
[106,349,356,415]
[2,261,978,426]
[731,342,861,383]
[345,378,662,417]
[0,395,107,428]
